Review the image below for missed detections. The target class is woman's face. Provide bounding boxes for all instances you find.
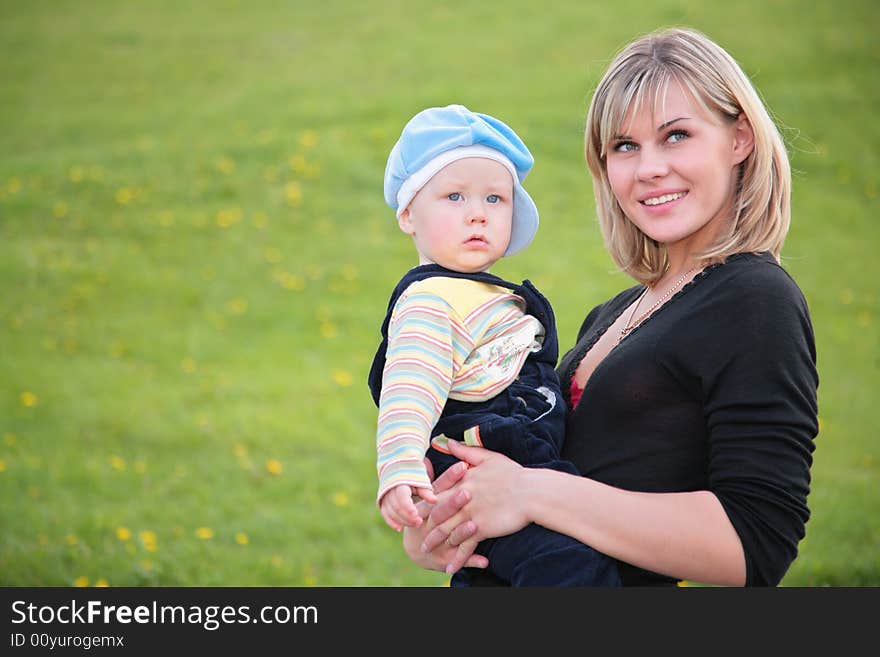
[605,82,753,255]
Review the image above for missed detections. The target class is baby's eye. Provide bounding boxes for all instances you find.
[612,141,637,153]
[486,195,501,203]
[447,192,462,201]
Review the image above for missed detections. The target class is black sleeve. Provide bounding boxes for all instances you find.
[665,264,819,585]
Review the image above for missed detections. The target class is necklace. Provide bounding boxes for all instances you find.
[617,266,698,345]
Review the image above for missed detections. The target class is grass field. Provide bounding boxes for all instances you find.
[1,0,877,586]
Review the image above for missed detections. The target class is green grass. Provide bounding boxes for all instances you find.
[1,0,877,586]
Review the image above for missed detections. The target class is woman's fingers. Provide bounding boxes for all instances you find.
[446,439,492,466]
[428,487,470,526]
[431,461,468,494]
[446,537,481,574]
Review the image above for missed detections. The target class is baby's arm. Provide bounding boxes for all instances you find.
[376,289,457,509]
[379,484,438,532]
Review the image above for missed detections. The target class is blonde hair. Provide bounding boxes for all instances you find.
[585,27,791,285]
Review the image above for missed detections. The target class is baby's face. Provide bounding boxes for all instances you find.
[398,157,514,273]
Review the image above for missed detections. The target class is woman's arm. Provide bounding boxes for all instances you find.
[429,440,746,585]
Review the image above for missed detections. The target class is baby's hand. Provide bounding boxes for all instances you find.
[380,485,437,532]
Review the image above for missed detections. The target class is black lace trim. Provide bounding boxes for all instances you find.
[561,254,751,408]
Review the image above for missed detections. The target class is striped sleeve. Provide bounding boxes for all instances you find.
[375,289,469,503]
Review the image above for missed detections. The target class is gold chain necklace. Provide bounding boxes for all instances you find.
[617,267,698,345]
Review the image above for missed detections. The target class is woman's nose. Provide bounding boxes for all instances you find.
[635,146,669,180]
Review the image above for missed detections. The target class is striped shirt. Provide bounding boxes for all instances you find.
[376,276,544,502]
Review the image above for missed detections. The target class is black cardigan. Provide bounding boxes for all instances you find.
[557,252,818,586]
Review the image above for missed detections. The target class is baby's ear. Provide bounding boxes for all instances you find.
[397,208,415,235]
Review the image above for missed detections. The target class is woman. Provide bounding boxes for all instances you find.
[403,26,819,586]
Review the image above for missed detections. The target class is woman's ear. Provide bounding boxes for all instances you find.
[731,113,755,165]
[398,208,415,235]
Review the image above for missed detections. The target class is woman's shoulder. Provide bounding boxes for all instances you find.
[703,251,809,308]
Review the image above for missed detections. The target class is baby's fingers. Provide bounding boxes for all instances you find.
[414,486,437,505]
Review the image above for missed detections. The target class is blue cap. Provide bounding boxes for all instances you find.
[383,104,539,256]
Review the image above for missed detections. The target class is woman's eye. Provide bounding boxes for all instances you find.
[486,194,500,203]
[612,141,637,153]
[447,192,462,201]
[667,130,689,143]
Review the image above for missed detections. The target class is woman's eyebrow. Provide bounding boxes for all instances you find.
[657,116,690,130]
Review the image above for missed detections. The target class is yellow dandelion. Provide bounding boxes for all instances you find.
[235,532,249,546]
[252,211,269,229]
[289,153,307,173]
[273,270,305,291]
[216,207,243,228]
[265,458,283,475]
[285,181,302,206]
[225,297,248,315]
[66,534,79,546]
[332,491,349,507]
[20,391,38,407]
[53,201,69,218]
[116,527,132,541]
[341,264,358,281]
[140,530,157,552]
[263,166,280,183]
[215,156,235,174]
[73,576,89,587]
[4,433,17,446]
[195,527,214,540]
[320,322,338,339]
[69,166,85,183]
[109,455,126,471]
[115,188,135,205]
[299,130,318,148]
[8,177,22,193]
[264,246,282,264]
[332,370,353,387]
[257,128,277,144]
[0,459,6,473]
[95,579,109,587]
[181,357,197,373]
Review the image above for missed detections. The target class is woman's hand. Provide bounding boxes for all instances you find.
[422,440,531,573]
[402,459,488,573]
